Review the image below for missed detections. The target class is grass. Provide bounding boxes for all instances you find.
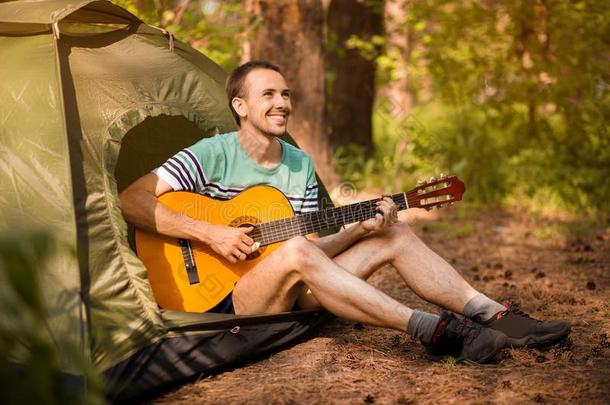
[336,99,609,220]
[442,356,459,369]
[455,224,475,238]
[532,217,606,241]
[425,221,475,239]
[534,226,555,241]
[601,301,610,317]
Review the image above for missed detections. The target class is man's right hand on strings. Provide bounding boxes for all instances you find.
[201,224,254,263]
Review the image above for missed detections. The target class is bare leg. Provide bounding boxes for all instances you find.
[300,222,479,314]
[232,236,413,331]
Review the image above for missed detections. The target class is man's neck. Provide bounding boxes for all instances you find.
[237,128,283,168]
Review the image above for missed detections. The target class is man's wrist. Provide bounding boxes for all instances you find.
[192,220,211,244]
[354,221,371,238]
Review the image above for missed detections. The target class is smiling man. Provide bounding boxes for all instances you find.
[120,61,570,363]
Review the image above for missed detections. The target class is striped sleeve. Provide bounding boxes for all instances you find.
[153,148,207,192]
[300,161,319,214]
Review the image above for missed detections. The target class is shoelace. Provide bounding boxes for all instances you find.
[499,302,541,323]
[446,319,481,344]
[510,307,542,323]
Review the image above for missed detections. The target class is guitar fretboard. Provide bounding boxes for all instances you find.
[250,192,409,246]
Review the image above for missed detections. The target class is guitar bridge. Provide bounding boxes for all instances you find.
[178,238,199,285]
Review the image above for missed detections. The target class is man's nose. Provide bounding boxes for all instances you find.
[273,94,289,109]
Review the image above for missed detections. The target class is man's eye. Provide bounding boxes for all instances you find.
[264,92,273,97]
[282,92,291,98]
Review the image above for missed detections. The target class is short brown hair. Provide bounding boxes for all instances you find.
[225,60,283,126]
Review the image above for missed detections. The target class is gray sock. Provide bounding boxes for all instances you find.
[406,310,440,344]
[463,293,505,323]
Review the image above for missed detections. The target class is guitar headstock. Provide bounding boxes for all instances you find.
[407,174,465,211]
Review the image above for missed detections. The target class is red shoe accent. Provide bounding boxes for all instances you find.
[431,319,447,343]
[496,302,512,320]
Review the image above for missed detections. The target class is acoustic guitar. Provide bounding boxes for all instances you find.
[136,175,465,312]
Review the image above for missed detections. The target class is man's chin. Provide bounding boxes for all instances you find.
[246,122,288,137]
[266,126,288,137]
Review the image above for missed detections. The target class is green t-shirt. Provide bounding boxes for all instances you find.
[154,132,318,214]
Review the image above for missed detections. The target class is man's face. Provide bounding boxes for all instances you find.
[237,68,292,137]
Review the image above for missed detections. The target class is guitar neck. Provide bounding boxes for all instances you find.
[253,192,409,246]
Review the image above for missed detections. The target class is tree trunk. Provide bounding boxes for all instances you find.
[384,0,412,119]
[326,0,383,152]
[245,0,339,187]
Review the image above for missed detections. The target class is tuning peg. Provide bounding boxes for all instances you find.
[428,176,436,184]
[439,173,446,179]
[417,179,425,185]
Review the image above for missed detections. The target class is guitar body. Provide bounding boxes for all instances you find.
[136,185,294,312]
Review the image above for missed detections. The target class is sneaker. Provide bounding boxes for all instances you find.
[479,302,571,348]
[423,312,507,363]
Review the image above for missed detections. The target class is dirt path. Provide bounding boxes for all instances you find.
[154,208,610,404]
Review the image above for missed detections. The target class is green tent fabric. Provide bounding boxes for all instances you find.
[0,0,331,400]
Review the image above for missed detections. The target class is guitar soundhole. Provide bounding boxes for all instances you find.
[229,216,265,260]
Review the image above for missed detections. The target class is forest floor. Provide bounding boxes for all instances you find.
[154,204,610,404]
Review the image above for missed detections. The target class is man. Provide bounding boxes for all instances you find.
[120,60,570,363]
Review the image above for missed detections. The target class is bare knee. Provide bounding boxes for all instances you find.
[279,236,324,270]
[373,222,418,251]
[392,221,417,240]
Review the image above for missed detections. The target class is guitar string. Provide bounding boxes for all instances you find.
[187,183,452,251]
[256,193,415,245]
[259,196,400,240]
[196,190,442,249]
[258,192,409,233]
[188,195,405,254]
[255,185,453,245]
[258,196,398,244]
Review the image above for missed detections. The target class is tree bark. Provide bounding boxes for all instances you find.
[245,0,339,187]
[326,0,383,152]
[384,0,412,119]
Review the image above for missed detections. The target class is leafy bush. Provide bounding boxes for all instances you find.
[0,232,104,405]
[337,0,609,216]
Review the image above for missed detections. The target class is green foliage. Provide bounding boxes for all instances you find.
[334,102,436,193]
[404,0,610,213]
[531,216,606,240]
[0,233,104,405]
[345,34,385,61]
[442,356,458,368]
[533,226,554,241]
[112,0,249,71]
[339,0,609,215]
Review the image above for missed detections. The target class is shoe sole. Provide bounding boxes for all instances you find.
[505,327,571,349]
[426,335,507,364]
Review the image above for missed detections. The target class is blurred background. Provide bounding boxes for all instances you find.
[114,0,609,216]
[0,2,607,403]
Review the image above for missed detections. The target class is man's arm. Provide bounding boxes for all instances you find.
[120,173,199,239]
[311,196,398,258]
[120,173,253,263]
[310,223,369,258]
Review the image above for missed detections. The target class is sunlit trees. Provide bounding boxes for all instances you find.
[245,0,339,186]
[113,0,609,211]
[326,0,383,152]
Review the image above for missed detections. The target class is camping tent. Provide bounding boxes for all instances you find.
[0,0,331,400]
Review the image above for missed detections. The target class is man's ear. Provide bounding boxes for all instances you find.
[231,97,247,120]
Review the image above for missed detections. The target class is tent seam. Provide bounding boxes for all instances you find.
[51,21,92,377]
[105,103,211,136]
